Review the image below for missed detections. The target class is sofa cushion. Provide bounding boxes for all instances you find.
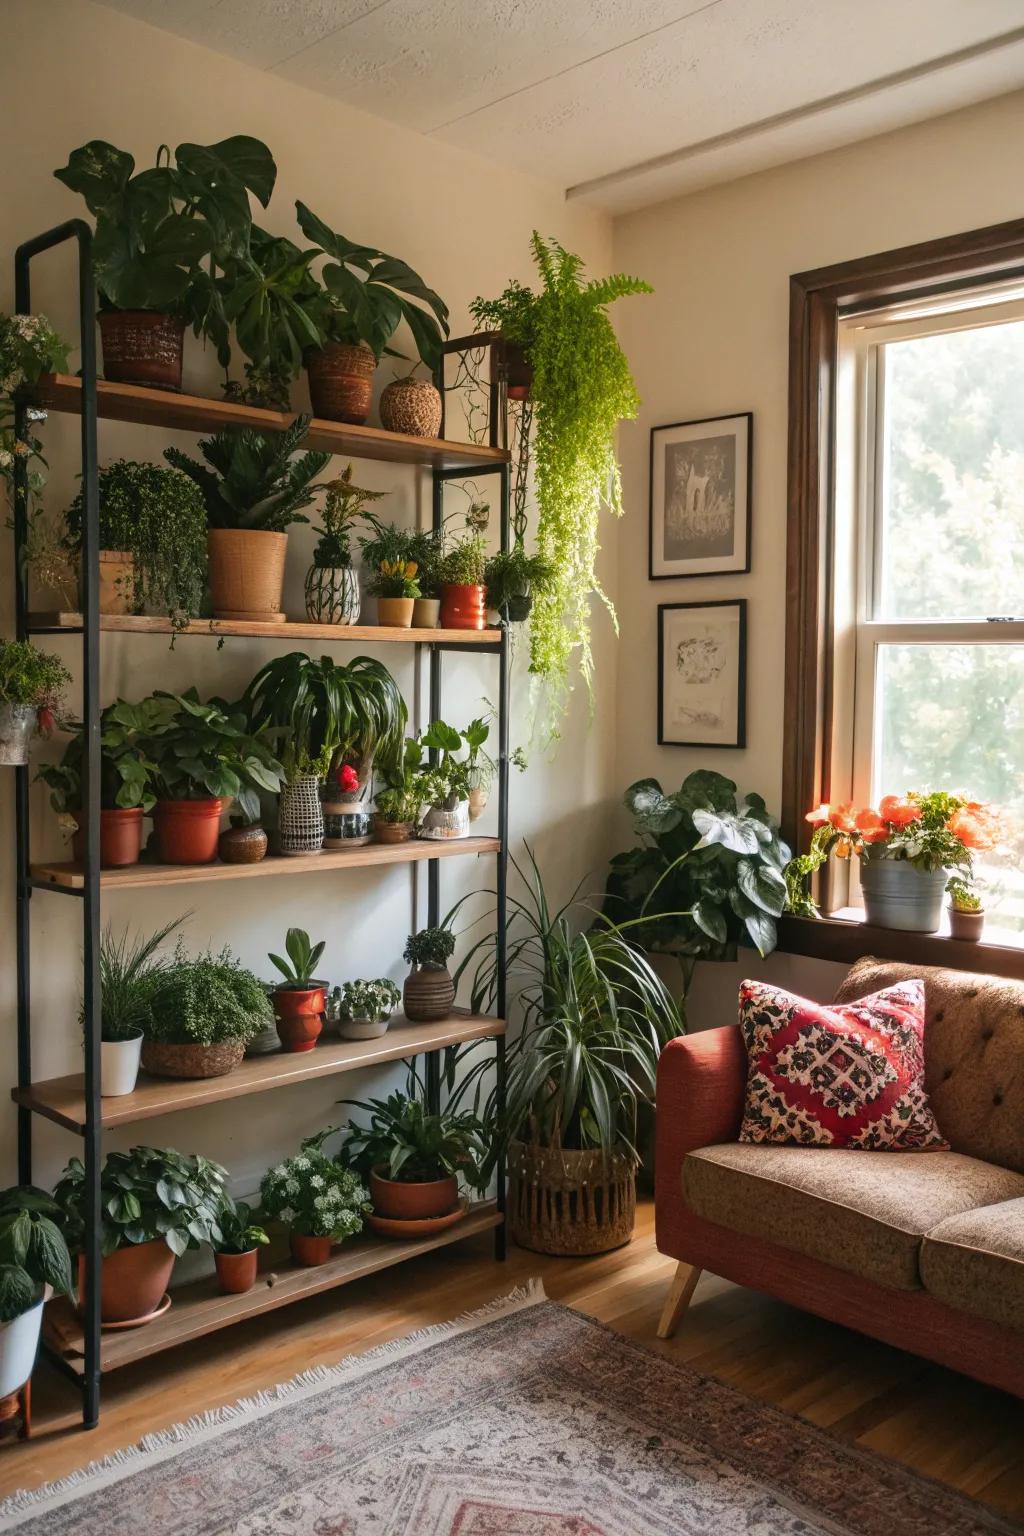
[682,1142,1024,1291]
[834,957,1024,1173]
[921,1198,1024,1333]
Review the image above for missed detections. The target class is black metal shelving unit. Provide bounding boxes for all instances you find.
[11,225,511,1429]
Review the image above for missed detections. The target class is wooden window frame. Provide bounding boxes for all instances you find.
[781,217,1024,981]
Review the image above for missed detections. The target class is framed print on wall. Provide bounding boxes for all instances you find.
[658,600,746,748]
[649,412,752,578]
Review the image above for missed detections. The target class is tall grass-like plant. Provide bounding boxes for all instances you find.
[93,915,185,1043]
[243,652,407,781]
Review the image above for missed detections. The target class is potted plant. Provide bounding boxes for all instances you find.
[63,460,207,627]
[0,639,68,767]
[141,688,285,865]
[438,534,487,630]
[209,225,321,410]
[403,923,456,1022]
[337,1090,487,1229]
[948,877,986,941]
[165,416,329,622]
[0,1186,73,1400]
[472,238,650,729]
[799,792,1001,933]
[142,941,273,1079]
[334,978,401,1041]
[94,915,184,1096]
[374,738,425,844]
[268,928,328,1053]
[407,526,444,628]
[379,366,443,438]
[484,546,554,625]
[54,135,276,390]
[305,465,384,625]
[417,719,473,840]
[293,203,449,425]
[368,558,421,628]
[55,1146,228,1324]
[259,1135,370,1267]
[462,715,494,821]
[210,1196,269,1294]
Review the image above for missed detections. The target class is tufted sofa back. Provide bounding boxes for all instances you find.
[834,957,1024,1174]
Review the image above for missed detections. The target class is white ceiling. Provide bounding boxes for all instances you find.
[97,0,1024,212]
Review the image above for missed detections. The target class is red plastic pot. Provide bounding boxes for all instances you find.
[72,807,144,868]
[153,798,225,864]
[215,1249,259,1294]
[440,583,486,630]
[78,1238,175,1324]
[273,984,327,1052]
[369,1166,459,1221]
[290,1232,332,1267]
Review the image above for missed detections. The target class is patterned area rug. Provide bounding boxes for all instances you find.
[1,1282,1017,1535]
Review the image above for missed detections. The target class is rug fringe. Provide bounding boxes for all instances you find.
[0,1279,547,1528]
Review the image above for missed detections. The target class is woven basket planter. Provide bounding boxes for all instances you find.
[98,310,184,391]
[379,378,442,438]
[508,1142,637,1256]
[141,1038,246,1079]
[279,775,324,855]
[306,342,376,424]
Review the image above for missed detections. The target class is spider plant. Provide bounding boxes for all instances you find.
[242,652,407,782]
[164,415,329,532]
[92,914,186,1043]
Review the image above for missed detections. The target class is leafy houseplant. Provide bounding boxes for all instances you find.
[210,1197,268,1294]
[0,639,69,766]
[55,1146,228,1323]
[484,547,554,624]
[334,977,401,1041]
[0,1186,73,1397]
[93,915,184,1096]
[373,738,425,843]
[438,534,487,631]
[142,941,273,1079]
[472,237,651,734]
[205,225,321,409]
[368,559,421,629]
[417,719,481,840]
[165,416,330,621]
[406,526,444,622]
[402,922,457,1023]
[338,1090,487,1224]
[268,927,328,1053]
[64,460,207,629]
[305,465,385,625]
[258,1136,370,1267]
[0,311,72,606]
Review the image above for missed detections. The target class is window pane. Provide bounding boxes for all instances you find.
[879,323,1024,620]
[874,644,1024,932]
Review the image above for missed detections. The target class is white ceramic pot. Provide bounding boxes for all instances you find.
[337,1013,392,1041]
[0,1291,47,1397]
[101,1030,143,1097]
[304,565,360,625]
[419,800,470,840]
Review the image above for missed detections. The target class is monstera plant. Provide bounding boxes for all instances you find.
[605,772,791,986]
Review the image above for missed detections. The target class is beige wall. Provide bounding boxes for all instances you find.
[0,0,619,1195]
[611,88,1024,1025]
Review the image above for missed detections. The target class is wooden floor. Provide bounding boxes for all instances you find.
[3,1201,1023,1518]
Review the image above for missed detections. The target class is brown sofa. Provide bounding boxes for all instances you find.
[655,957,1024,1396]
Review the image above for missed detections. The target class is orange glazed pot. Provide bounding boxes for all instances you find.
[440,583,486,630]
[72,807,144,868]
[153,798,224,864]
[290,1232,332,1267]
[306,342,376,424]
[78,1238,175,1324]
[369,1166,459,1221]
[273,984,327,1052]
[215,1249,259,1295]
[98,310,184,391]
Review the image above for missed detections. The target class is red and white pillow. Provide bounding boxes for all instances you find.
[737,978,947,1150]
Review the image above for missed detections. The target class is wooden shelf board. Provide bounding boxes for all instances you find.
[43,1202,501,1372]
[26,612,501,645]
[36,374,509,470]
[31,835,500,891]
[13,1012,504,1133]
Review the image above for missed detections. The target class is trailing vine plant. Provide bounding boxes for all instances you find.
[472,236,650,737]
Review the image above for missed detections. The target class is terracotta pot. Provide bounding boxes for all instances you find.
[218,824,268,864]
[949,906,985,942]
[403,965,455,1022]
[153,797,224,864]
[290,1232,332,1267]
[369,1166,458,1221]
[508,1142,636,1257]
[374,817,413,844]
[215,1249,259,1295]
[97,550,135,616]
[141,1038,245,1079]
[273,984,326,1053]
[377,596,414,628]
[306,342,376,424]
[98,310,184,391]
[78,1238,175,1325]
[72,807,144,868]
[440,583,486,630]
[207,528,288,623]
[412,597,440,628]
[501,338,533,401]
[379,377,442,437]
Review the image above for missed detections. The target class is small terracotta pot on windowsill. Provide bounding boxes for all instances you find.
[949,905,985,942]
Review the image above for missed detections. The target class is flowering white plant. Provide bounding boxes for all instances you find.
[259,1141,370,1240]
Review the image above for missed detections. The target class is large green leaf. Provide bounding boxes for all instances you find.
[692,808,763,856]
[736,857,788,917]
[54,140,134,218]
[0,1264,36,1324]
[27,1216,72,1295]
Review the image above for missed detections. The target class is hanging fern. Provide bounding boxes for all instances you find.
[472,236,650,736]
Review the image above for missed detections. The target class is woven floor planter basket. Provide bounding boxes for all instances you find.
[508,1142,637,1256]
[140,1039,246,1079]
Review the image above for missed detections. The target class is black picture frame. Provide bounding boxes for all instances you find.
[649,412,753,580]
[657,599,747,748]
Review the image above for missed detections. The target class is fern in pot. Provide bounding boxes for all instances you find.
[305,465,384,625]
[142,941,273,1080]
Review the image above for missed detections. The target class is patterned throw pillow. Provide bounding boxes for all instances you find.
[738,978,947,1150]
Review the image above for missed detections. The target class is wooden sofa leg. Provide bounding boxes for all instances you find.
[657,1262,703,1339]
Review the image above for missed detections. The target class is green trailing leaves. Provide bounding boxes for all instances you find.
[0,1186,73,1322]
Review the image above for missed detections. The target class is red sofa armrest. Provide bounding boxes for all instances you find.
[655,1025,747,1258]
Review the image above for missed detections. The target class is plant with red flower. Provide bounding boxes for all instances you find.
[336,762,360,794]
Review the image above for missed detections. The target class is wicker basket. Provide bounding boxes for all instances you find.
[141,1039,245,1079]
[507,1142,637,1256]
[379,378,442,438]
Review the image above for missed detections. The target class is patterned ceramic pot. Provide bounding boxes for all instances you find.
[379,378,442,438]
[218,824,268,864]
[305,564,360,625]
[403,964,455,1023]
[306,342,376,424]
[322,804,373,848]
[98,310,184,391]
[279,775,324,855]
[0,704,37,767]
[860,859,947,933]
